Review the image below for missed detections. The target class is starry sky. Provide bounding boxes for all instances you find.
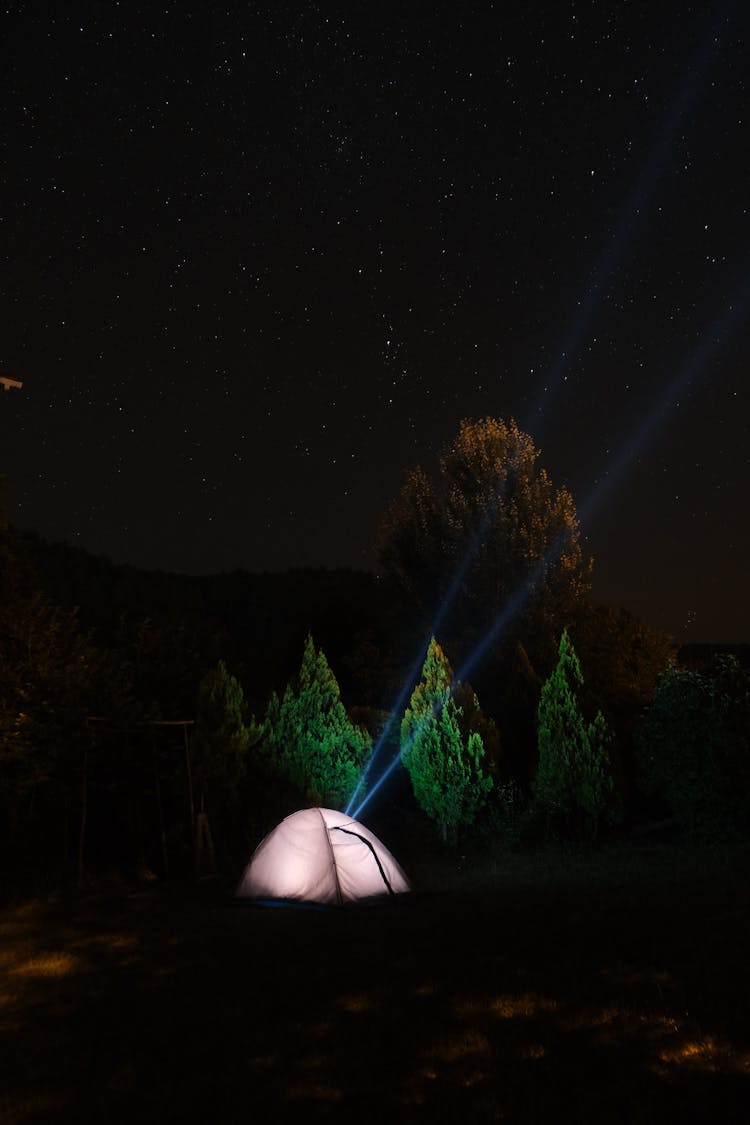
[2,2,749,643]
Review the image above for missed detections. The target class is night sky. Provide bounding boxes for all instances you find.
[2,2,749,643]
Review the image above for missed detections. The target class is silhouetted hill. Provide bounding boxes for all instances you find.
[19,531,400,712]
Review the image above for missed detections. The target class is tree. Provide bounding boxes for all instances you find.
[0,510,124,894]
[0,504,102,788]
[258,634,372,810]
[377,418,591,676]
[189,660,249,867]
[533,629,615,841]
[401,636,493,843]
[636,658,750,841]
[568,604,673,813]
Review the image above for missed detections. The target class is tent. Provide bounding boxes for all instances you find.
[236,807,410,905]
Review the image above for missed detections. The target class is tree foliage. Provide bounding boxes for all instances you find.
[377,417,591,675]
[191,660,249,811]
[0,508,130,895]
[258,634,371,810]
[533,629,615,841]
[568,604,673,809]
[636,657,750,841]
[0,515,111,798]
[401,637,493,842]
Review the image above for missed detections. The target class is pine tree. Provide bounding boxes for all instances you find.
[191,660,249,810]
[262,634,371,809]
[401,637,493,842]
[188,660,250,872]
[533,629,614,840]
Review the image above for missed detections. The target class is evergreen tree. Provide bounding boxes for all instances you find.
[191,660,249,811]
[189,660,249,870]
[260,634,371,809]
[401,637,493,843]
[533,629,615,841]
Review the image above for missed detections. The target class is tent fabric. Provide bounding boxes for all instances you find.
[236,807,410,905]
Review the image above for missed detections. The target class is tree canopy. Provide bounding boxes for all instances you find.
[191,661,249,811]
[636,657,750,841]
[533,629,615,841]
[377,416,591,690]
[401,636,493,842]
[257,633,372,810]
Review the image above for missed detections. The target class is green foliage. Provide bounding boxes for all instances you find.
[451,678,503,779]
[568,604,674,814]
[401,637,493,843]
[190,660,249,811]
[636,658,750,841]
[533,629,615,841]
[258,634,371,809]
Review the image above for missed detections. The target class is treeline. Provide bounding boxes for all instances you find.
[3,417,749,901]
[21,530,397,716]
[1,529,403,898]
[4,521,748,906]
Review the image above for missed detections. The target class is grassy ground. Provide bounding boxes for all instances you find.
[1,836,748,1124]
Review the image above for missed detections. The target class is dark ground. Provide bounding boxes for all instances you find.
[1,839,748,1124]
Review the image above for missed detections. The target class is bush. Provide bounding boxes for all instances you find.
[637,659,750,842]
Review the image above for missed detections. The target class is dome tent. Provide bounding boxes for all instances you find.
[236,807,410,905]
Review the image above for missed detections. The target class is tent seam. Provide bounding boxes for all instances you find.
[317,807,343,905]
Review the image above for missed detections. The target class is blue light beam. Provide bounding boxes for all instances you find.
[350,5,737,819]
[353,278,749,821]
[345,445,530,814]
[524,1,735,441]
[460,279,750,691]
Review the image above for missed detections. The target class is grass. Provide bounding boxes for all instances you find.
[0,834,748,1124]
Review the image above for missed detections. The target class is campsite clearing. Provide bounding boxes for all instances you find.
[0,841,748,1123]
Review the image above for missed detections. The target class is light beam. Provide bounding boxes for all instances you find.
[524,1,735,441]
[350,5,737,818]
[353,277,750,820]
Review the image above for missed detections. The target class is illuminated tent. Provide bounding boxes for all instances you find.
[236,807,410,905]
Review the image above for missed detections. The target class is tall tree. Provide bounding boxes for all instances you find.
[533,629,615,841]
[190,660,249,854]
[377,417,591,675]
[187,657,251,868]
[259,634,371,810]
[401,637,493,843]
